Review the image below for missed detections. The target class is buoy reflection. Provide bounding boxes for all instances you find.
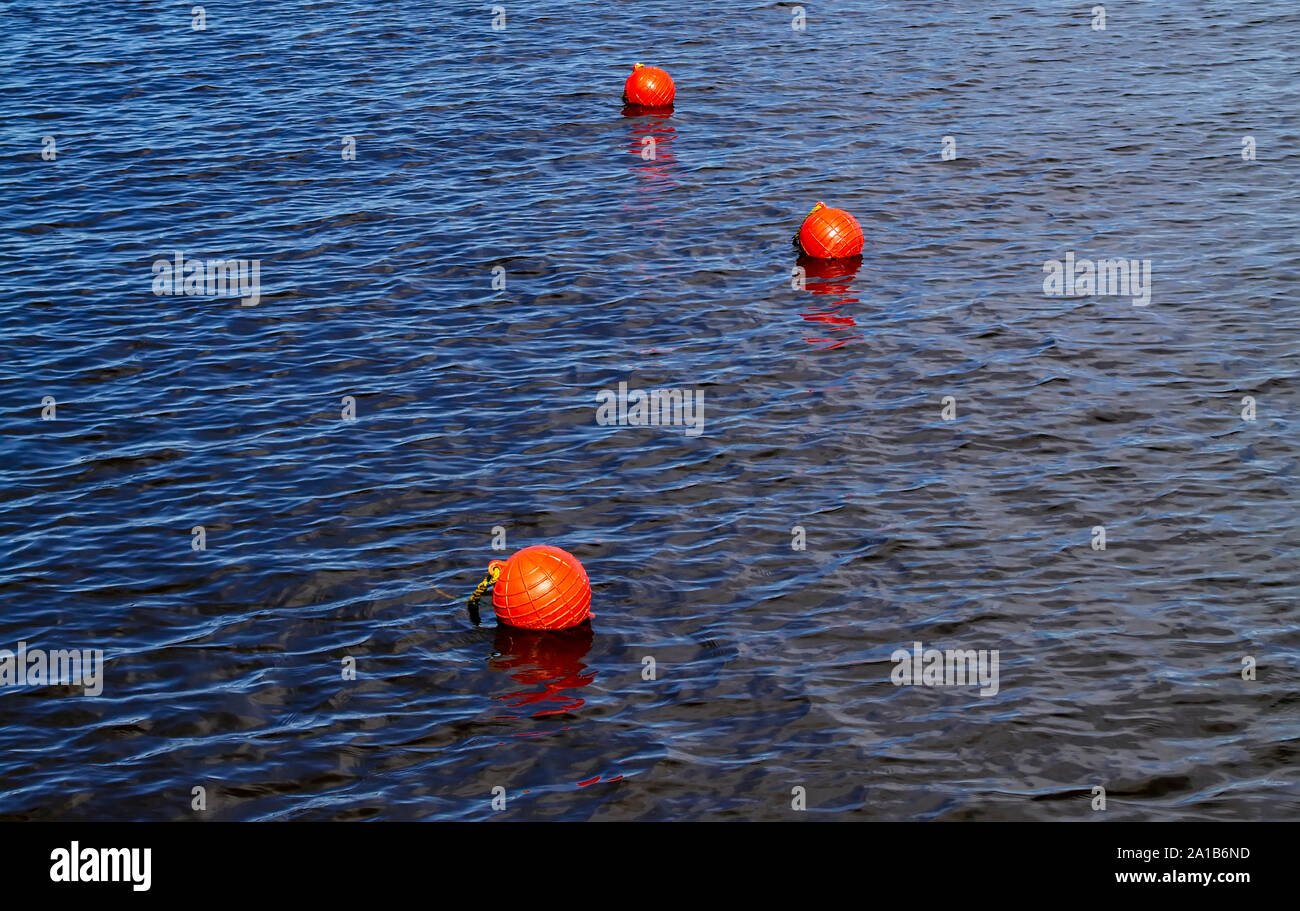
[625,115,677,190]
[489,622,596,718]
[796,254,865,350]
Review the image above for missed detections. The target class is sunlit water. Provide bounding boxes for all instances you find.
[0,1,1297,820]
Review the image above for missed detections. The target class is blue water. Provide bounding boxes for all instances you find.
[1,0,1297,820]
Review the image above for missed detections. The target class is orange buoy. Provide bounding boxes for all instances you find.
[622,63,675,107]
[795,201,864,259]
[486,545,592,631]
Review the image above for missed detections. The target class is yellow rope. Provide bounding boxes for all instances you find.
[466,564,501,623]
[793,202,828,251]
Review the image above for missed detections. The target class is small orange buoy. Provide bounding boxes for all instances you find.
[622,63,675,107]
[795,201,864,259]
[486,545,592,631]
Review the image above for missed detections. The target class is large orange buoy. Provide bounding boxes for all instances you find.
[622,63,675,107]
[795,201,864,259]
[486,545,592,631]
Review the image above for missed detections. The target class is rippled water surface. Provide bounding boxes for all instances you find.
[1,1,1297,820]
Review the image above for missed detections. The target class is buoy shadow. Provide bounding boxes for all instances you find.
[797,253,863,283]
[621,103,674,117]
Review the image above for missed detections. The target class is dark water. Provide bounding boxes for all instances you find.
[1,0,1297,821]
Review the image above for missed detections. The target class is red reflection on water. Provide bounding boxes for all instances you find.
[796,254,865,349]
[625,115,677,188]
[489,622,595,718]
[577,773,624,787]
